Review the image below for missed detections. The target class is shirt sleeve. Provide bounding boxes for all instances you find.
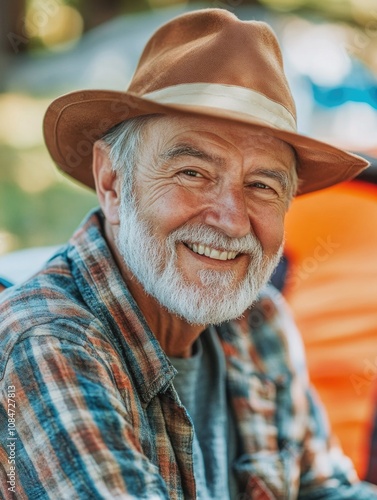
[0,328,169,500]
[270,291,377,499]
[298,385,377,499]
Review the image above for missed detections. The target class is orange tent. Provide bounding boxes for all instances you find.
[284,180,377,477]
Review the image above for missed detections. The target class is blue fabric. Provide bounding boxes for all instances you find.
[169,327,237,499]
[0,276,13,289]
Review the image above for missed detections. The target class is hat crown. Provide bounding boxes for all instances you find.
[128,8,296,122]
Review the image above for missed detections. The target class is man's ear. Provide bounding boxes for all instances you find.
[92,140,120,225]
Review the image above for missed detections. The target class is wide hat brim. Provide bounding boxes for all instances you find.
[44,88,369,196]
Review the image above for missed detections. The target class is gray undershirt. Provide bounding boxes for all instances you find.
[169,327,239,500]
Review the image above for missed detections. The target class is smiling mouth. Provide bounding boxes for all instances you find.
[184,242,239,261]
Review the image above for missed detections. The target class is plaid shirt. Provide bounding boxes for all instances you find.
[0,209,376,500]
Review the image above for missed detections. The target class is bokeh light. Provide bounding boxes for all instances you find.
[25,1,84,50]
[147,0,188,7]
[0,94,48,149]
[15,150,58,194]
[0,231,19,256]
[259,0,307,12]
[283,19,352,86]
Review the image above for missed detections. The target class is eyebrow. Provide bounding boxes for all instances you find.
[159,143,225,167]
[252,168,290,194]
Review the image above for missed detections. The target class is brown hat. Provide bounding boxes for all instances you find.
[43,8,369,195]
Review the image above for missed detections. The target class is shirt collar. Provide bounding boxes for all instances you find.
[69,208,176,405]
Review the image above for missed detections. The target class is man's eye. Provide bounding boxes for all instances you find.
[252,182,271,190]
[182,170,202,178]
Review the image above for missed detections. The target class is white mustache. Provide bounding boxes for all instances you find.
[166,223,261,255]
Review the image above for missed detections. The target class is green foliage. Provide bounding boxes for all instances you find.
[0,142,97,251]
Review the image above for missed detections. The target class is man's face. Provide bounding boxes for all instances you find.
[116,115,296,325]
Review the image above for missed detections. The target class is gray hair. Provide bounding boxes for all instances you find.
[288,151,299,201]
[101,114,299,203]
[101,114,161,198]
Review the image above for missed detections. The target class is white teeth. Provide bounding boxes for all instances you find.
[219,251,228,261]
[186,243,238,261]
[209,249,221,259]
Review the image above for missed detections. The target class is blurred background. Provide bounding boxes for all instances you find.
[1,0,377,481]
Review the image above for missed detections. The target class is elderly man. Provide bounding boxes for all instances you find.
[0,8,376,500]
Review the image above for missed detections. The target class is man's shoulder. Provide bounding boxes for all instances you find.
[0,248,102,375]
[1,247,85,316]
[221,285,307,379]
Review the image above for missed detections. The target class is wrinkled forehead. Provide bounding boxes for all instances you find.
[141,113,296,165]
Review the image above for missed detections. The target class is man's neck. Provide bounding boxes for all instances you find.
[124,282,204,358]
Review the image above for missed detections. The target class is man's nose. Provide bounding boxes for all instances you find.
[203,185,251,239]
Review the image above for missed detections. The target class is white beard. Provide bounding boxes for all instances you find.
[116,195,282,325]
